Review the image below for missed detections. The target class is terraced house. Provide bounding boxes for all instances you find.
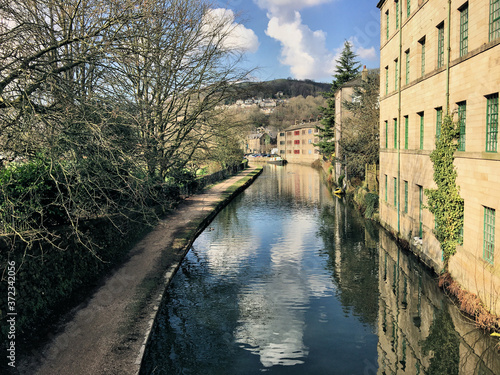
[277,120,322,164]
[377,0,500,314]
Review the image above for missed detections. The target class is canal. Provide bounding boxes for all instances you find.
[140,164,500,375]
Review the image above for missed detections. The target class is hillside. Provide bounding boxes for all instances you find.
[229,79,331,102]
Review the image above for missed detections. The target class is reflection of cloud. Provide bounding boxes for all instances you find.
[202,231,260,276]
[204,8,260,53]
[234,215,334,367]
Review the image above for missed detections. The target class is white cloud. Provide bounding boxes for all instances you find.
[348,37,377,60]
[205,8,260,53]
[256,0,334,15]
[255,0,339,80]
[265,12,336,80]
[254,0,378,80]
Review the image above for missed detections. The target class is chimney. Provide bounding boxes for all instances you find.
[362,65,368,82]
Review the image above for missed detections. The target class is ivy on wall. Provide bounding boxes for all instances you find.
[425,114,464,266]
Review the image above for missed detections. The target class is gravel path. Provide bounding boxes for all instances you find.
[16,166,262,375]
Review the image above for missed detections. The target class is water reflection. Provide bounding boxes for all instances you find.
[378,230,500,375]
[140,164,500,375]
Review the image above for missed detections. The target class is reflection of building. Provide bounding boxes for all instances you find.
[377,0,500,314]
[378,231,500,375]
[277,121,321,164]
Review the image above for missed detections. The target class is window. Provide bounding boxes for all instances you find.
[490,0,500,41]
[407,0,411,17]
[294,130,300,135]
[483,207,495,264]
[418,185,423,238]
[308,139,312,144]
[294,140,300,144]
[404,116,409,149]
[279,132,285,136]
[394,177,398,206]
[395,0,399,29]
[385,175,388,202]
[308,150,312,154]
[302,130,306,135]
[419,112,424,150]
[280,141,285,145]
[395,59,399,90]
[436,107,443,140]
[405,50,410,84]
[460,3,469,57]
[486,93,498,152]
[419,37,426,77]
[308,129,312,134]
[386,10,390,40]
[394,118,398,149]
[437,23,445,68]
[294,150,300,154]
[385,66,389,95]
[385,120,389,148]
[404,181,408,213]
[457,101,466,151]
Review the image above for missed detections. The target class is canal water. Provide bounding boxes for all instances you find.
[140,164,500,375]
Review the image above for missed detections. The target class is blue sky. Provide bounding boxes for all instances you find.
[215,0,381,83]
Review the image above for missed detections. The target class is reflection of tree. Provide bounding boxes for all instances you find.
[422,308,459,375]
[317,202,379,327]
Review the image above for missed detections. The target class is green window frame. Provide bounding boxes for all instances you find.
[395,0,399,29]
[490,0,500,41]
[407,0,411,17]
[394,177,398,206]
[385,120,388,148]
[458,101,466,151]
[483,206,495,264]
[385,175,388,202]
[460,4,469,57]
[436,107,442,140]
[404,116,409,149]
[395,59,398,91]
[437,23,445,68]
[405,50,410,85]
[404,181,408,213]
[385,66,389,95]
[419,112,424,150]
[394,118,398,149]
[486,93,498,152]
[386,10,390,40]
[420,38,426,77]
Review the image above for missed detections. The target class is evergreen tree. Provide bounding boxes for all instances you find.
[316,41,361,159]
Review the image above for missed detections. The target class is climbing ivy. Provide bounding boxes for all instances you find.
[425,114,464,266]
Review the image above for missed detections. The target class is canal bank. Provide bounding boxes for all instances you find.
[17,166,263,375]
[319,160,500,334]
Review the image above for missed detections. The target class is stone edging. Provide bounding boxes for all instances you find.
[133,166,263,374]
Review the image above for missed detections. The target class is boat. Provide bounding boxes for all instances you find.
[268,157,287,166]
[334,187,344,195]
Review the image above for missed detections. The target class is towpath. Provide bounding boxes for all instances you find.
[17,166,262,375]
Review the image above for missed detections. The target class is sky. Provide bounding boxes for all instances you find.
[214,0,381,83]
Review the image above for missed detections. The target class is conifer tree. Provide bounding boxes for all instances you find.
[316,41,361,159]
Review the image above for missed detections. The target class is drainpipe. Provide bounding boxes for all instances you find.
[446,0,451,113]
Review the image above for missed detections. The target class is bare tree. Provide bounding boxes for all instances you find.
[0,0,254,248]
